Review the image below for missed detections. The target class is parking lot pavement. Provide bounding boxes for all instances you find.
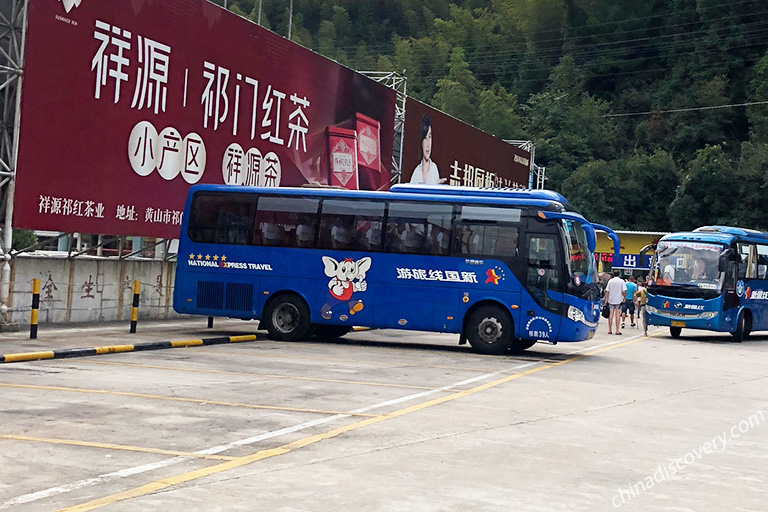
[0,319,766,511]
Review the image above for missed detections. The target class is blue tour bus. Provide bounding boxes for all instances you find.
[646,225,768,341]
[173,184,615,354]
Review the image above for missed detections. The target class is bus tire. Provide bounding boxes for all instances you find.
[313,325,352,340]
[669,326,682,338]
[464,305,514,355]
[731,312,747,342]
[510,339,537,354]
[264,294,311,341]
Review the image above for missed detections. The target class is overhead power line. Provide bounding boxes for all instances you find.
[605,100,768,117]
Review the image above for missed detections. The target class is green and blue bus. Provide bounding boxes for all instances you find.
[647,225,768,341]
[173,184,617,354]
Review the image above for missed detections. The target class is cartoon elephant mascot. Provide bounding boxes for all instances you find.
[321,256,372,320]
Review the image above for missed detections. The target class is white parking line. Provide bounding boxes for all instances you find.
[0,360,539,509]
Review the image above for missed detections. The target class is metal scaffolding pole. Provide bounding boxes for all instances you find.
[359,71,407,187]
[0,0,26,324]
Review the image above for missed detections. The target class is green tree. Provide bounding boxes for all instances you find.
[433,47,481,125]
[524,56,616,190]
[669,145,738,230]
[476,83,524,140]
[12,230,37,252]
[747,50,768,142]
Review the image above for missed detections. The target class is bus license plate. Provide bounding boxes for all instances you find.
[671,321,685,327]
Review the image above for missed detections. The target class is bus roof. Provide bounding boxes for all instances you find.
[662,225,768,244]
[390,184,572,206]
[187,184,574,213]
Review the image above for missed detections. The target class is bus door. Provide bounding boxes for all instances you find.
[522,233,563,341]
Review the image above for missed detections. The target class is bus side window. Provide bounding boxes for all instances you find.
[527,236,560,289]
[453,205,520,258]
[260,221,285,246]
[757,245,768,279]
[386,202,452,255]
[737,243,757,279]
[188,193,256,245]
[319,199,385,252]
[254,196,319,248]
[296,222,315,247]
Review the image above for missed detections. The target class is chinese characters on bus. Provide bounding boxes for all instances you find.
[396,268,478,283]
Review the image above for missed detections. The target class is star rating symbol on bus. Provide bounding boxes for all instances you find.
[189,253,195,259]
[221,256,227,262]
[197,254,203,260]
[205,254,211,260]
[213,255,219,261]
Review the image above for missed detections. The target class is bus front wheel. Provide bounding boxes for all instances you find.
[464,305,514,355]
[731,312,749,342]
[669,326,682,338]
[264,294,311,341]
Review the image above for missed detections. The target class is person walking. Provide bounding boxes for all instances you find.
[635,281,649,336]
[605,270,627,335]
[621,276,638,329]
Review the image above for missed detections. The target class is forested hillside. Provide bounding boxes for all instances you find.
[218,0,768,232]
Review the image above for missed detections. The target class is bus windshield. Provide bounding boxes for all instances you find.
[562,219,598,286]
[653,241,725,291]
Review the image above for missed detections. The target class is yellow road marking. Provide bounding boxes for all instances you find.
[58,336,647,512]
[77,360,448,391]
[0,383,376,418]
[0,434,235,461]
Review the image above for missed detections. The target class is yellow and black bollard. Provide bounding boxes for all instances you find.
[129,280,140,333]
[30,278,40,339]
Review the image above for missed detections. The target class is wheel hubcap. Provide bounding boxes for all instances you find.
[477,316,503,344]
[273,303,299,333]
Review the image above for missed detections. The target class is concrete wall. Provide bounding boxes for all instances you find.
[8,253,179,324]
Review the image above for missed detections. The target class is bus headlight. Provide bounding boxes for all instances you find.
[701,311,718,319]
[646,305,658,314]
[567,305,586,324]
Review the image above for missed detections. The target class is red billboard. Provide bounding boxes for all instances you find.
[15,0,395,239]
[401,98,531,188]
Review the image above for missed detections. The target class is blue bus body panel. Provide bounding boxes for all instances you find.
[645,295,733,332]
[174,185,600,343]
[647,226,768,335]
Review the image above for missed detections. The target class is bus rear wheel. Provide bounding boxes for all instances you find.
[464,305,514,355]
[313,325,352,340]
[669,326,682,338]
[264,294,311,341]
